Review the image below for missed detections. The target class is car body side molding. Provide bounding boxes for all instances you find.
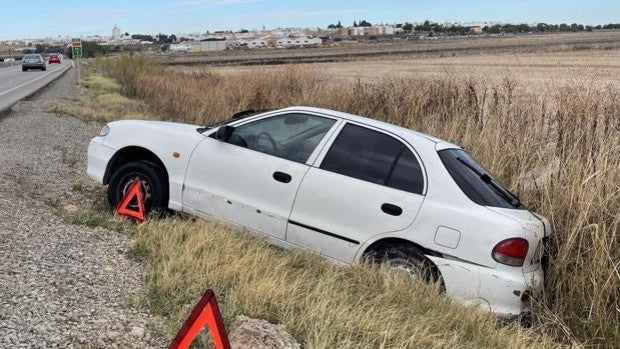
[288,220,360,245]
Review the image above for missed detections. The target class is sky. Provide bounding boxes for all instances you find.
[0,0,618,40]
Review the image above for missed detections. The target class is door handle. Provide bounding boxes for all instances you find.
[381,203,403,216]
[273,171,292,183]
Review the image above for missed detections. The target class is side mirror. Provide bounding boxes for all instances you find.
[214,125,235,142]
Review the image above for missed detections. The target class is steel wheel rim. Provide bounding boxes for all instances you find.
[120,175,152,209]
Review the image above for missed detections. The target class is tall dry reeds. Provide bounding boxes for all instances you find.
[94,55,619,346]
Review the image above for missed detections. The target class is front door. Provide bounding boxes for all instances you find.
[183,113,338,240]
[287,123,426,263]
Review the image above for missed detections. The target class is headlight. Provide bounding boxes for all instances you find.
[99,125,110,137]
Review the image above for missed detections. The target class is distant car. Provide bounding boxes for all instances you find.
[22,54,46,71]
[87,106,550,319]
[48,54,61,64]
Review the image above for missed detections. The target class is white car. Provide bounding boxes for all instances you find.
[87,106,550,319]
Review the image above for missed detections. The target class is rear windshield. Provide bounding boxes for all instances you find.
[24,54,40,59]
[439,149,522,209]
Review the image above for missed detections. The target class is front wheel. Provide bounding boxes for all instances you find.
[107,160,168,216]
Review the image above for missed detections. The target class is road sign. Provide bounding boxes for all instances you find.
[72,38,82,58]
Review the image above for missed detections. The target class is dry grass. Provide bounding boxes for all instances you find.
[53,69,157,122]
[129,218,561,349]
[86,55,618,347]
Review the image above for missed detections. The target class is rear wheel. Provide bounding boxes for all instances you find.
[107,160,168,216]
[366,243,444,288]
[22,68,27,72]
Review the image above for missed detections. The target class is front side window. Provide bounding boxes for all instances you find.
[228,113,336,163]
[320,123,424,194]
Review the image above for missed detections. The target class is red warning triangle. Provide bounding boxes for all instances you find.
[116,176,146,222]
[169,289,230,349]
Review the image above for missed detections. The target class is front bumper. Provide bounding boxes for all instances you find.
[87,137,116,184]
[427,255,543,318]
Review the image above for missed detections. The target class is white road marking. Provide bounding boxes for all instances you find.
[0,64,69,97]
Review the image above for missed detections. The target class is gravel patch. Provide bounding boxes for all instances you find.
[0,68,166,348]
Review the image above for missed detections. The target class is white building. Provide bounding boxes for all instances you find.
[112,25,121,39]
[169,44,190,53]
[187,40,227,52]
[276,35,322,48]
[247,38,268,49]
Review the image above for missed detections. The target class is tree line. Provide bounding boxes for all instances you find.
[328,19,620,34]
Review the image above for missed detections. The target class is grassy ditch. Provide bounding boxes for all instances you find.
[64,55,619,347]
[69,200,560,348]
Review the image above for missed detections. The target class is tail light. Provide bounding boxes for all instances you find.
[492,238,529,266]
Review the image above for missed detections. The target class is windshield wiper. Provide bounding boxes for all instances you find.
[456,157,521,208]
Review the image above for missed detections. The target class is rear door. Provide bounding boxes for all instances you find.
[183,113,338,240]
[287,123,426,263]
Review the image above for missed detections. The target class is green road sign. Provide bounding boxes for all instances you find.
[72,38,82,58]
[72,46,82,58]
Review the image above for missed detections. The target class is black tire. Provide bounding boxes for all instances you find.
[107,160,168,216]
[22,68,27,72]
[366,243,444,289]
[41,67,46,71]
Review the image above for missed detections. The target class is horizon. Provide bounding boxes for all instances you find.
[1,0,619,40]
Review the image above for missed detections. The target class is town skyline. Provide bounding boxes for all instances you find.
[1,0,619,40]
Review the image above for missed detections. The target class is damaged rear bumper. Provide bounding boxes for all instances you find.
[427,255,543,318]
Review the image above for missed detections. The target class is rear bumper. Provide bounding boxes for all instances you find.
[87,137,116,184]
[427,255,543,318]
[22,63,45,68]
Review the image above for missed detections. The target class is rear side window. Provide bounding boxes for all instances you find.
[320,124,424,194]
[387,149,424,194]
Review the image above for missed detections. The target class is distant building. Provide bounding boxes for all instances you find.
[333,26,397,37]
[112,25,121,39]
[187,40,226,52]
[248,38,268,49]
[276,35,322,48]
[170,43,190,53]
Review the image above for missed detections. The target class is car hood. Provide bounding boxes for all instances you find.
[117,120,200,131]
[103,120,206,152]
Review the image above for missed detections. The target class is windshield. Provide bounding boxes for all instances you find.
[24,54,40,59]
[438,149,523,209]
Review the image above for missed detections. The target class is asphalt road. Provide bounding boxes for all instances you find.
[0,60,71,112]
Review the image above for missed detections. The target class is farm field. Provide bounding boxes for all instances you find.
[186,49,620,87]
[156,30,620,67]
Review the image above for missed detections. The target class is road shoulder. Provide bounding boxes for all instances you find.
[0,65,166,348]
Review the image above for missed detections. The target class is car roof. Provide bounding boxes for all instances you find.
[276,106,460,148]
